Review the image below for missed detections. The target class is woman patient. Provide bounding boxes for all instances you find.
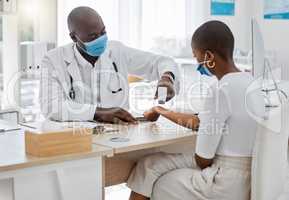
[127,20,265,200]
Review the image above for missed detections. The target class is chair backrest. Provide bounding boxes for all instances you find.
[251,100,289,200]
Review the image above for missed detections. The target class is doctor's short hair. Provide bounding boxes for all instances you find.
[67,6,100,33]
[191,20,235,61]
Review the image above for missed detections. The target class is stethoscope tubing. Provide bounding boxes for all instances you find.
[69,46,123,100]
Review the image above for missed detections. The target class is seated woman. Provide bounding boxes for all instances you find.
[127,20,265,200]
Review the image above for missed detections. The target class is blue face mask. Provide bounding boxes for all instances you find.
[78,34,108,57]
[197,64,213,76]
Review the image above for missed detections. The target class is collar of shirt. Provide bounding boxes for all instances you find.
[73,44,99,68]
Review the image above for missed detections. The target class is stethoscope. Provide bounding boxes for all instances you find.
[69,46,123,100]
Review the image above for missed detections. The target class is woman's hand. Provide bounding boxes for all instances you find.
[143,106,165,122]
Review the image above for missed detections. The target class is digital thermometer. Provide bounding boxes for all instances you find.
[158,87,167,104]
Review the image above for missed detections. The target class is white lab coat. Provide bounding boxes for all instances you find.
[39,41,179,121]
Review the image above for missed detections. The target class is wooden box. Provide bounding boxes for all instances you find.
[25,128,93,157]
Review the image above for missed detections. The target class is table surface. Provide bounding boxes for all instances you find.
[0,130,113,173]
[0,117,196,172]
[92,117,196,154]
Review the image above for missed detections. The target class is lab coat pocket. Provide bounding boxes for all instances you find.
[191,165,219,198]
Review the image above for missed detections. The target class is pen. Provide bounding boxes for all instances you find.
[19,122,37,129]
[0,128,21,133]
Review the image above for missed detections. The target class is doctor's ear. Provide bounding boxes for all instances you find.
[70,32,77,42]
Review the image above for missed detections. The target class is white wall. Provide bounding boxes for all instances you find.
[34,0,57,43]
[1,0,57,110]
[252,0,289,61]
[189,0,288,75]
[190,0,252,52]
[56,0,289,55]
[2,15,20,109]
[250,0,289,80]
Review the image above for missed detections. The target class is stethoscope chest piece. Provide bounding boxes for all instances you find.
[111,88,122,94]
[69,89,76,100]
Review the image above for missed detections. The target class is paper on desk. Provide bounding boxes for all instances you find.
[21,120,121,134]
[21,120,101,131]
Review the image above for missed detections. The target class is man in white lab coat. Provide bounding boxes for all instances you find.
[40,6,179,123]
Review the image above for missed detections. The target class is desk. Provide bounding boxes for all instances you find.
[0,130,113,200]
[0,118,196,200]
[93,117,196,187]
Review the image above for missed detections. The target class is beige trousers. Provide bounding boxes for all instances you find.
[127,152,251,200]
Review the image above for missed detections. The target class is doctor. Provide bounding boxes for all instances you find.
[40,6,179,123]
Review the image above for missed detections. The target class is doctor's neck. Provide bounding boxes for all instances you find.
[76,45,99,66]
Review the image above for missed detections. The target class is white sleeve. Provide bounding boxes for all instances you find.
[39,56,97,121]
[196,85,231,159]
[117,41,179,82]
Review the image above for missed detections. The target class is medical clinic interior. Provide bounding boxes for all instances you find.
[0,0,289,200]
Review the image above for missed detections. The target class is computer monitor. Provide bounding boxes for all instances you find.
[251,19,265,78]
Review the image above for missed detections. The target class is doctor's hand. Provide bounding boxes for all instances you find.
[94,107,137,124]
[155,73,175,102]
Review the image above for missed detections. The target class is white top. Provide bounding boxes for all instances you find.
[196,72,265,159]
[40,41,179,121]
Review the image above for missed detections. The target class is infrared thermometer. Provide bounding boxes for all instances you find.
[158,87,167,104]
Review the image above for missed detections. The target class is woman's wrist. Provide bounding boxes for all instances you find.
[153,106,167,115]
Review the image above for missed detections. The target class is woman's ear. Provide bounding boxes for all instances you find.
[205,50,216,69]
[70,32,77,42]
[205,50,215,62]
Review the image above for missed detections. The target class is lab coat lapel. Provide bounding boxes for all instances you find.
[64,50,92,103]
[98,51,114,90]
[92,52,111,105]
[63,44,83,84]
[66,60,82,84]
[100,50,113,71]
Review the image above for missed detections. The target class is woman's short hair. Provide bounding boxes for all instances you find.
[191,20,235,61]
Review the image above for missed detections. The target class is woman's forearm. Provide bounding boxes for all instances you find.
[156,107,200,130]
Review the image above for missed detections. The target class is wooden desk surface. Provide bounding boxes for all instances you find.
[0,131,113,173]
[93,117,196,154]
[0,116,195,172]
